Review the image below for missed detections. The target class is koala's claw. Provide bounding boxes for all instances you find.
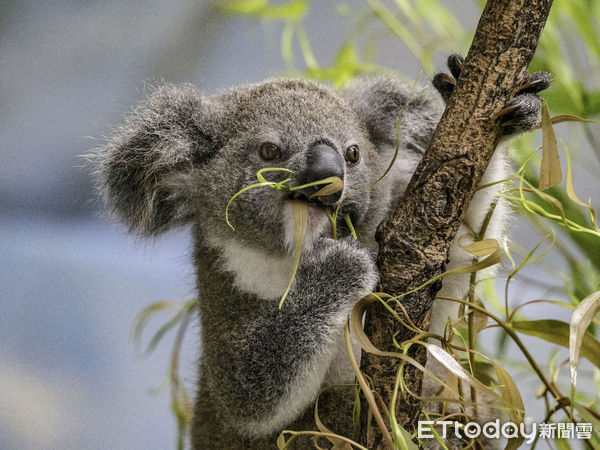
[447,53,464,80]
[496,72,552,135]
[493,103,521,119]
[516,72,553,95]
[432,53,464,103]
[433,54,552,135]
[495,93,543,135]
[432,72,456,104]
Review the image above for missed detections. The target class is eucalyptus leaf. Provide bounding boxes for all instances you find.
[574,403,600,448]
[493,363,525,449]
[427,345,498,399]
[570,291,600,390]
[512,319,600,370]
[539,101,562,190]
[279,200,308,309]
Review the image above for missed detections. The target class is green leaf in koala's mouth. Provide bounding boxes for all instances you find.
[279,199,308,309]
[225,168,293,230]
[255,167,294,184]
[344,213,358,240]
[225,168,344,233]
[288,176,344,198]
[226,167,359,247]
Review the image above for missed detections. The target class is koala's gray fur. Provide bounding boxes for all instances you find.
[95,72,543,448]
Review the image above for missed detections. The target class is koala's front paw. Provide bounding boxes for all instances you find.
[493,72,552,135]
[432,54,552,135]
[310,237,379,303]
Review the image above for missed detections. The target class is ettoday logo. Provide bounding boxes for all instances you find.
[417,419,593,443]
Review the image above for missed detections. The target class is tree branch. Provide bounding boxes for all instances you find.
[358,0,554,447]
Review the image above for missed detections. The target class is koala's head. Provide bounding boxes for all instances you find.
[96,77,437,254]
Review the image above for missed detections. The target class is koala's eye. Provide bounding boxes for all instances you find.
[259,142,281,161]
[345,145,360,164]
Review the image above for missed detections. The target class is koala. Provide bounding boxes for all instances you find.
[95,55,550,449]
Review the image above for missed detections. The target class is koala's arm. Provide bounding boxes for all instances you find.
[199,238,377,437]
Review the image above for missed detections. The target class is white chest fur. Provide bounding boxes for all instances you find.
[207,236,294,300]
[208,200,331,300]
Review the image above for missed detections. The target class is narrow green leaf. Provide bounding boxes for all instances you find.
[295,24,319,70]
[562,141,590,209]
[573,403,600,449]
[493,363,525,450]
[460,238,499,257]
[554,435,572,450]
[570,291,600,389]
[219,0,268,14]
[344,214,357,240]
[218,0,308,20]
[563,2,600,61]
[256,167,293,184]
[133,300,189,354]
[391,420,419,450]
[225,181,277,230]
[289,176,343,198]
[549,114,600,125]
[562,141,598,231]
[144,309,186,356]
[414,0,463,39]
[259,0,308,20]
[276,431,287,449]
[281,21,295,68]
[278,200,307,309]
[427,345,499,398]
[227,168,293,229]
[365,0,431,73]
[513,319,600,370]
[344,322,396,449]
[539,101,562,190]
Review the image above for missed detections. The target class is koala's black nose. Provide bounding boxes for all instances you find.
[294,142,344,205]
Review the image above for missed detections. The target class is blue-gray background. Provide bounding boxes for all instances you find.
[1,1,597,449]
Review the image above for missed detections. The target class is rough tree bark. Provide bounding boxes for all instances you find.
[358,0,554,447]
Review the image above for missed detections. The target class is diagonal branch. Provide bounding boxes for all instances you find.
[359,0,554,447]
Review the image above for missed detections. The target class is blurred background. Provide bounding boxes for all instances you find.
[1,1,598,449]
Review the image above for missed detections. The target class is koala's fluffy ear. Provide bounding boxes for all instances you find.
[95,84,220,236]
[341,76,443,154]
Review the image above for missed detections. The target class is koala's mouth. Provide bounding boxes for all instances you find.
[287,190,337,210]
[283,190,359,241]
[286,179,343,208]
